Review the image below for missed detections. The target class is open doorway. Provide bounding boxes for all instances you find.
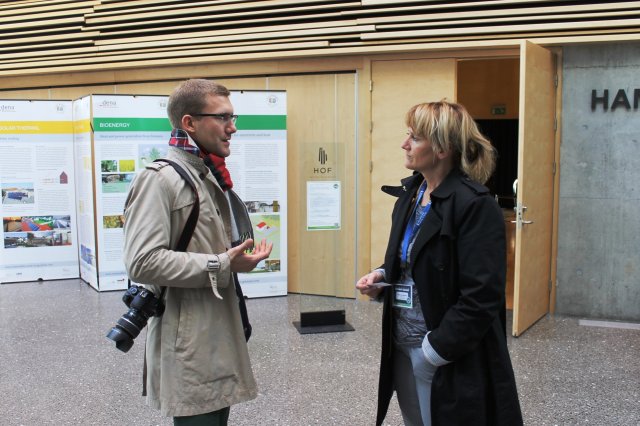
[371,47,556,336]
[457,58,520,309]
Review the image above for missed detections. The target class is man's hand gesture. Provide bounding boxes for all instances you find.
[228,238,273,273]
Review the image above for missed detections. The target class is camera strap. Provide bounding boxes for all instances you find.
[156,159,200,253]
[126,158,200,295]
[136,158,200,397]
[135,158,201,300]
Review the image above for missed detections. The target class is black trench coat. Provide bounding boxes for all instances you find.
[375,169,523,426]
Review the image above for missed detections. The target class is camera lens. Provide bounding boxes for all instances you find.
[106,326,134,353]
[106,308,148,353]
[106,285,164,353]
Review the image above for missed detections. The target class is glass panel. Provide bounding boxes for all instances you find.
[268,72,357,331]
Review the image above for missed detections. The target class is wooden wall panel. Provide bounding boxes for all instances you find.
[0,89,53,99]
[268,73,357,297]
[50,85,116,99]
[114,78,266,96]
[0,1,637,80]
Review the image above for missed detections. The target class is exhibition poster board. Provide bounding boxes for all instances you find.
[74,92,287,296]
[1,100,79,283]
[228,91,288,297]
[74,94,171,291]
[73,96,97,288]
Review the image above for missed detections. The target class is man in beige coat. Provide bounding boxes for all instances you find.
[123,79,272,425]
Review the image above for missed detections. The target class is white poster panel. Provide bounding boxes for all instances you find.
[73,92,286,296]
[91,95,171,291]
[73,96,99,289]
[0,100,79,283]
[228,91,288,298]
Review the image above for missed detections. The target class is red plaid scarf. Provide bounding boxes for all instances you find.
[168,128,233,191]
[207,154,233,191]
[168,128,200,156]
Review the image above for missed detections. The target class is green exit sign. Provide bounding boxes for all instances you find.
[491,105,507,115]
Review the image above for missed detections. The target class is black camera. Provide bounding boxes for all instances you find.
[106,285,165,353]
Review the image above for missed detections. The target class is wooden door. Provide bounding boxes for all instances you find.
[269,73,357,298]
[370,58,456,267]
[512,41,557,336]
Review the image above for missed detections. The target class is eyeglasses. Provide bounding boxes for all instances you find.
[191,113,238,124]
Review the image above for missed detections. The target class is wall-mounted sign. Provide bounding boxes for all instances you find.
[591,89,640,111]
[306,181,341,231]
[305,143,343,179]
[491,104,507,115]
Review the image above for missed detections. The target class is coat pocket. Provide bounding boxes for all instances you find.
[426,238,454,303]
[174,296,192,349]
[174,291,237,387]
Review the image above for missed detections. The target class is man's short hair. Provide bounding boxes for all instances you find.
[167,79,231,128]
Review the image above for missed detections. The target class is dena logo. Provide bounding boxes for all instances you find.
[99,100,117,108]
[0,105,16,112]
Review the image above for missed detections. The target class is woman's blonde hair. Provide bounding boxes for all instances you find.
[405,100,496,184]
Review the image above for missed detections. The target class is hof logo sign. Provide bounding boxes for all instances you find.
[314,147,331,174]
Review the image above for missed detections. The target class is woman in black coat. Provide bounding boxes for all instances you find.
[356,100,522,426]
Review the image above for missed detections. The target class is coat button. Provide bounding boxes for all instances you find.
[199,172,206,180]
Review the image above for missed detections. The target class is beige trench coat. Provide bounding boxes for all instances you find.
[123,146,257,417]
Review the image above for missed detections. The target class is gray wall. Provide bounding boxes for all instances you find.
[558,42,640,321]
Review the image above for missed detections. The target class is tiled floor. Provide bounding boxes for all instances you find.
[0,279,638,425]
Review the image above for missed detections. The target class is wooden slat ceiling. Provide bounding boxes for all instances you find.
[0,0,639,76]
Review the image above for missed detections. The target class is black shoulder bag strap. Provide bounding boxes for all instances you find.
[140,158,199,396]
[153,159,201,299]
[128,159,200,291]
[157,159,200,253]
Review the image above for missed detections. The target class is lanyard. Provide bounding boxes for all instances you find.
[400,181,430,265]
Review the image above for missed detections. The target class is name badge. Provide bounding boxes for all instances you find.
[393,284,413,309]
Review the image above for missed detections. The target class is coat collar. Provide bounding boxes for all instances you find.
[167,146,209,176]
[385,168,470,270]
[401,169,468,264]
[429,168,464,200]
[390,168,466,199]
